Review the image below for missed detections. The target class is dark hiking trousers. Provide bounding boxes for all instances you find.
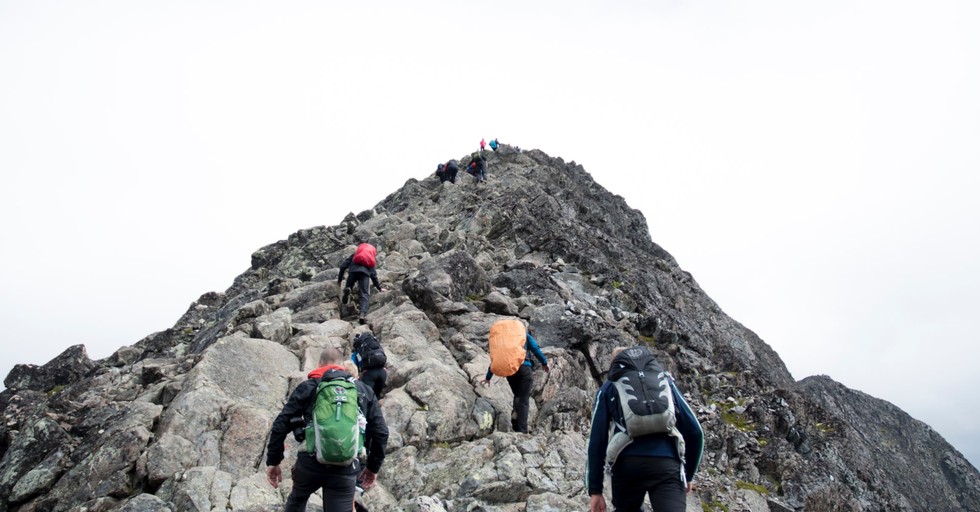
[344,271,372,317]
[360,367,387,400]
[285,453,357,512]
[611,456,686,512]
[506,365,534,433]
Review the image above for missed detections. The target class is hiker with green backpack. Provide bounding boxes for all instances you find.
[466,152,487,183]
[266,347,389,512]
[586,345,704,512]
[482,318,549,433]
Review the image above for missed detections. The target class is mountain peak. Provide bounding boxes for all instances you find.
[2,146,977,511]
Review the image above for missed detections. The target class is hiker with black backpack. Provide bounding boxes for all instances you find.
[444,159,459,184]
[338,242,386,324]
[481,318,549,433]
[586,346,704,512]
[266,347,389,512]
[436,160,459,184]
[352,331,388,399]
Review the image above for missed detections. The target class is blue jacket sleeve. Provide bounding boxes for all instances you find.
[526,333,547,366]
[671,381,704,481]
[586,383,610,495]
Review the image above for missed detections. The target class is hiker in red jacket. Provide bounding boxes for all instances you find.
[338,243,386,324]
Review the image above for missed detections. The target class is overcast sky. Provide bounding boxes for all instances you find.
[1,1,977,467]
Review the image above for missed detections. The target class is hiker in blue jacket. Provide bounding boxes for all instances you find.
[586,346,704,512]
[266,347,389,512]
[482,330,549,433]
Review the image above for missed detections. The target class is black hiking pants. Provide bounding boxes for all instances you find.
[344,271,372,317]
[285,452,357,512]
[611,456,686,512]
[360,367,387,400]
[506,364,534,433]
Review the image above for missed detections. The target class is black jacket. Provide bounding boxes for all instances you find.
[338,256,383,291]
[266,367,389,474]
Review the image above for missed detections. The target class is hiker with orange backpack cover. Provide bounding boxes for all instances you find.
[482,319,549,433]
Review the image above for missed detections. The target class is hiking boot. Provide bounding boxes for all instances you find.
[358,316,367,325]
[341,288,351,305]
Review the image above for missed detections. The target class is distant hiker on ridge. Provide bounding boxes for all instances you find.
[586,345,704,512]
[338,242,386,324]
[482,318,548,433]
[489,138,499,152]
[445,159,459,183]
[480,138,487,152]
[437,159,459,184]
[467,152,487,183]
[265,347,389,512]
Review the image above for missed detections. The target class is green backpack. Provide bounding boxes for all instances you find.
[305,377,364,465]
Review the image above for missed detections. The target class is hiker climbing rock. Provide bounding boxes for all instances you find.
[437,159,459,184]
[482,318,548,433]
[586,345,704,512]
[352,331,388,400]
[265,347,389,512]
[338,242,386,324]
[445,159,459,183]
[489,138,499,152]
[467,152,487,183]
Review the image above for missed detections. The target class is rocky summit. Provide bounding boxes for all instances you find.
[2,145,978,512]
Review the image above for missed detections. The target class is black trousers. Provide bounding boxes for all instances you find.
[284,453,357,512]
[506,365,534,433]
[611,456,686,512]
[360,367,387,399]
[344,272,372,317]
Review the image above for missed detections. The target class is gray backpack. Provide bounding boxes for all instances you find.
[604,346,685,473]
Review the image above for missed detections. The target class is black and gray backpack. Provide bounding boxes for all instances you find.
[604,346,685,472]
[354,333,387,370]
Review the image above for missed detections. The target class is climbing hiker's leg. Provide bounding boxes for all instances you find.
[357,274,372,320]
[319,474,357,512]
[284,454,324,511]
[340,276,357,318]
[506,365,533,433]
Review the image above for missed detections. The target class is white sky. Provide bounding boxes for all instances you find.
[1,1,978,467]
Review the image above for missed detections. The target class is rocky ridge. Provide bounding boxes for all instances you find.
[2,145,978,511]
